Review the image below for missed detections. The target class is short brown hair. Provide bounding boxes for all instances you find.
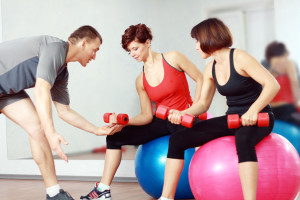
[191,18,232,54]
[68,25,102,45]
[265,41,288,62]
[121,23,153,51]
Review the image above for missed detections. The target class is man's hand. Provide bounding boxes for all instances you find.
[94,124,125,136]
[47,132,69,162]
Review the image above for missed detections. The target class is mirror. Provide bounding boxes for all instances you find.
[2,0,299,178]
[3,0,216,162]
[2,0,206,162]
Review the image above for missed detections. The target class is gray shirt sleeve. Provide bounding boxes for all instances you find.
[51,68,70,105]
[36,42,67,86]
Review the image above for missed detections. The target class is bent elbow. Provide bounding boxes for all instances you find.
[58,112,65,119]
[147,113,154,123]
[275,81,281,93]
[57,107,70,119]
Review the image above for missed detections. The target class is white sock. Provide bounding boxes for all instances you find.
[46,184,61,197]
[159,197,174,200]
[97,182,110,192]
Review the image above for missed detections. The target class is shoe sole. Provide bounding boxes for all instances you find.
[98,197,111,200]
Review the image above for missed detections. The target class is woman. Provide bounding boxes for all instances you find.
[265,41,300,127]
[159,18,279,200]
[80,23,203,200]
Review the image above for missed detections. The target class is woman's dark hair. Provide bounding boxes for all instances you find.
[265,41,288,62]
[68,25,102,45]
[191,18,232,54]
[121,23,152,51]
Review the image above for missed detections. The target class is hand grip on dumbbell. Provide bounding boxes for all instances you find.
[227,113,269,129]
[103,113,129,125]
[155,105,195,128]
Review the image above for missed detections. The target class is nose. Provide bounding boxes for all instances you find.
[92,52,96,60]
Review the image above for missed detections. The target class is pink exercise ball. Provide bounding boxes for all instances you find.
[188,133,300,200]
[206,112,213,119]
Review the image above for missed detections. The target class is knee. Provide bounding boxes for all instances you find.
[106,135,121,149]
[235,136,257,163]
[167,134,186,159]
[235,133,255,148]
[26,124,46,141]
[168,134,181,150]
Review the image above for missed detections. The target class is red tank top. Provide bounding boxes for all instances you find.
[271,75,294,104]
[143,54,193,111]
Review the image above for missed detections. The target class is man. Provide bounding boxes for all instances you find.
[0,25,116,200]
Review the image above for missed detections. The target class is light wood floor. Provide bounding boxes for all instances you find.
[1,178,299,200]
[0,179,195,200]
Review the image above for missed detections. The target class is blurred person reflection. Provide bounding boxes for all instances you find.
[264,41,300,127]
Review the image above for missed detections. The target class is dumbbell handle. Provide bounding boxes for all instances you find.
[103,113,129,125]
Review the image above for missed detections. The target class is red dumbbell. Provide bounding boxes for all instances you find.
[198,112,208,120]
[103,113,129,125]
[155,105,195,128]
[227,113,269,129]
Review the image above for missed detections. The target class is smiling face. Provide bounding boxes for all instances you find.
[127,39,150,62]
[78,37,101,66]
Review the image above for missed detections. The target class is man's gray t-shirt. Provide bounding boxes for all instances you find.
[0,35,70,105]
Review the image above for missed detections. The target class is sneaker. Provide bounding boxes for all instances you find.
[46,189,74,200]
[80,182,111,200]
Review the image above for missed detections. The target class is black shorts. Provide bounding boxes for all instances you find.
[0,91,29,113]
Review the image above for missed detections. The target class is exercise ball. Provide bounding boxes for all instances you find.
[189,133,300,200]
[135,135,195,199]
[207,112,213,119]
[272,120,300,155]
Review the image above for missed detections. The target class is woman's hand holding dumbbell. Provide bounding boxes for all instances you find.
[156,105,207,128]
[168,109,186,125]
[227,112,269,129]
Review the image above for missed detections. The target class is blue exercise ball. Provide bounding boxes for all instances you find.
[272,120,300,155]
[135,135,195,199]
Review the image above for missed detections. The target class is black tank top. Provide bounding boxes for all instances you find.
[212,49,271,115]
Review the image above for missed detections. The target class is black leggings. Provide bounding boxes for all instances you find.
[107,113,274,163]
[106,116,199,149]
[272,104,300,127]
[168,112,275,163]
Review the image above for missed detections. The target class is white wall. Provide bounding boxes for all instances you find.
[1,0,299,178]
[0,0,2,42]
[2,0,288,159]
[1,0,206,159]
[0,0,5,158]
[0,0,3,127]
